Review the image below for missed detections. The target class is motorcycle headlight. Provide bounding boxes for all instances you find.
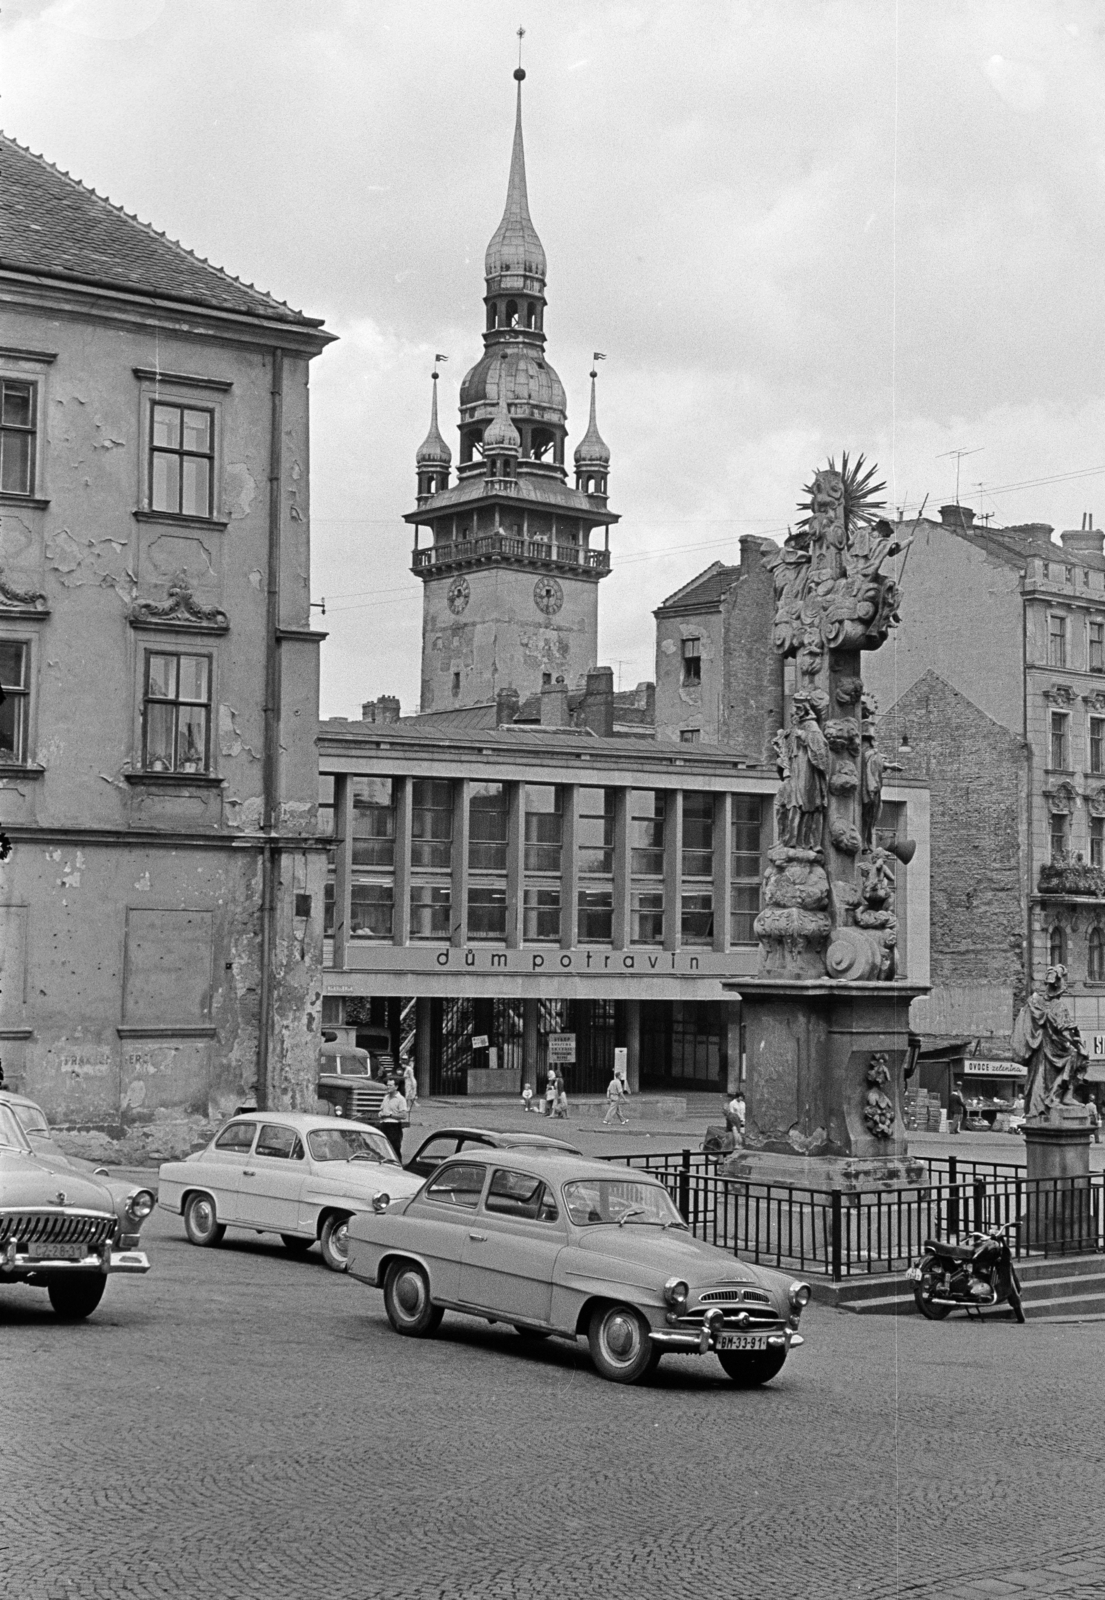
[663,1277,689,1308]
[789,1282,812,1311]
[126,1189,155,1222]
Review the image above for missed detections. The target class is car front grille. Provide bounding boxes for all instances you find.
[0,1209,116,1251]
[347,1087,385,1121]
[698,1287,773,1306]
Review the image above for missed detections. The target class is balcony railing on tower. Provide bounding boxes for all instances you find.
[413,533,610,573]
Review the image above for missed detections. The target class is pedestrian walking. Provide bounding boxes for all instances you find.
[544,1066,558,1117]
[1088,1096,1102,1145]
[725,1091,746,1143]
[603,1070,629,1125]
[402,1060,418,1116]
[379,1077,408,1159]
[552,1071,569,1119]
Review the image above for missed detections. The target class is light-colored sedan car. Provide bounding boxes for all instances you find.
[157,1112,424,1271]
[347,1151,810,1385]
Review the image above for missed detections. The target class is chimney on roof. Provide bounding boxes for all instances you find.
[539,675,571,728]
[938,504,975,532]
[1060,512,1104,559]
[495,686,521,726]
[580,666,615,737]
[362,695,400,725]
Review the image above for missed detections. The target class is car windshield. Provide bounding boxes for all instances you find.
[13,1103,50,1136]
[0,1104,32,1151]
[307,1126,398,1165]
[562,1178,687,1229]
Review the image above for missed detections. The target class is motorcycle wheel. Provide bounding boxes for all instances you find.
[1008,1269,1026,1325]
[913,1256,954,1320]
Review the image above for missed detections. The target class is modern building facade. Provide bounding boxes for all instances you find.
[406,73,618,714]
[0,133,332,1149]
[317,707,928,1096]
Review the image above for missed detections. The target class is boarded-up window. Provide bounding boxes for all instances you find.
[124,909,212,1023]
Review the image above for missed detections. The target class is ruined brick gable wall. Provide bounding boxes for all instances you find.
[720,538,784,763]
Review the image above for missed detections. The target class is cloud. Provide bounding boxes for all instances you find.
[983,54,1046,114]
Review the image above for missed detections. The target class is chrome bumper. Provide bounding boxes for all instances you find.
[1,1240,150,1276]
[649,1322,805,1355]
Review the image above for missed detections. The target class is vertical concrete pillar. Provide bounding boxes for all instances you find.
[612,786,631,948]
[415,995,433,1100]
[713,791,732,953]
[506,781,525,949]
[726,1000,742,1094]
[393,775,412,945]
[625,998,641,1093]
[522,997,539,1093]
[664,788,683,952]
[560,784,580,950]
[451,779,470,946]
[332,774,354,968]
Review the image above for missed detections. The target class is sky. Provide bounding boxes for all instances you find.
[5,0,1105,716]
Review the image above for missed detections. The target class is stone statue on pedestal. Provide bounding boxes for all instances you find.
[772,690,830,851]
[1010,966,1089,1119]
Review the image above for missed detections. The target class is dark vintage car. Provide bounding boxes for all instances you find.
[0,1098,151,1320]
[348,1151,810,1386]
[316,1031,393,1122]
[404,1126,582,1180]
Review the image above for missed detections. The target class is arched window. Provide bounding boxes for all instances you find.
[526,301,537,328]
[1049,924,1067,968]
[531,428,555,461]
[487,303,498,330]
[506,299,519,327]
[1090,927,1105,981]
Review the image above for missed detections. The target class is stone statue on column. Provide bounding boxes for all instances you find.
[1011,966,1089,1119]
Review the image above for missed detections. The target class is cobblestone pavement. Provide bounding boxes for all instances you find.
[4,1207,1104,1600]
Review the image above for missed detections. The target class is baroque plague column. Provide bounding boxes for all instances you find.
[727,457,928,1186]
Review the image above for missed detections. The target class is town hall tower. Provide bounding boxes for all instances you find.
[405,69,618,712]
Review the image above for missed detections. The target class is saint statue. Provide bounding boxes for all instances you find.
[772,690,830,851]
[1010,966,1089,1118]
[860,723,884,851]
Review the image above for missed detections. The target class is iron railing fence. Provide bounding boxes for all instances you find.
[600,1150,1105,1280]
[606,1150,1027,1185]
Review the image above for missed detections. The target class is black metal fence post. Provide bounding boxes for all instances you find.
[973,1178,987,1234]
[830,1189,843,1282]
[678,1148,691,1221]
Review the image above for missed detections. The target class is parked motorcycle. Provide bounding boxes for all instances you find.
[908,1221,1026,1322]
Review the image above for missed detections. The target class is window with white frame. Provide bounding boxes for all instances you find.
[681,637,702,685]
[1050,811,1069,862]
[1048,614,1068,668]
[149,402,215,517]
[142,651,211,773]
[1050,711,1070,770]
[0,640,30,762]
[0,379,35,496]
[1093,816,1105,870]
[1090,619,1105,673]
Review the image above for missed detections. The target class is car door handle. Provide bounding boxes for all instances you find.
[468,1231,488,1242]
[243,1169,256,1177]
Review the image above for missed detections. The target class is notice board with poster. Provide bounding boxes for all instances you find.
[547,1034,576,1065]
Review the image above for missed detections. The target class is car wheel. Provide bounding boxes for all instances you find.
[513,1325,550,1341]
[587,1303,661,1385]
[383,1260,444,1337]
[280,1234,312,1256]
[913,1256,953,1320]
[319,1212,352,1273]
[47,1273,107,1322]
[183,1192,225,1248]
[717,1347,788,1386]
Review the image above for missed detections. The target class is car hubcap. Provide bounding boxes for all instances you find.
[193,1200,213,1235]
[330,1224,348,1263]
[604,1312,640,1363]
[396,1272,425,1319]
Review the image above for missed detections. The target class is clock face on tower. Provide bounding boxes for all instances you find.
[447,577,470,615]
[533,577,564,616]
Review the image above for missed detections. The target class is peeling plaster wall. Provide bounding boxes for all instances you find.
[420,567,599,711]
[654,609,725,742]
[0,296,328,1150]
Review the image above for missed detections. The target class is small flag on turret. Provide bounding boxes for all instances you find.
[593,352,606,362]
[434,354,449,363]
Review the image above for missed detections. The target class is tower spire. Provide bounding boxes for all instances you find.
[484,56,546,288]
[415,366,451,501]
[575,356,611,499]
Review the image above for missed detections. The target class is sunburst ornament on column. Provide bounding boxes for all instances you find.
[797,451,886,536]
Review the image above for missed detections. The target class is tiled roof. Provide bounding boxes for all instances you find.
[0,132,322,326]
[656,561,741,611]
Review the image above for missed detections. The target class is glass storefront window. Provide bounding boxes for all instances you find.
[468,884,507,940]
[412,779,452,869]
[524,886,561,942]
[578,887,613,943]
[411,884,451,939]
[318,774,335,837]
[630,790,665,875]
[350,881,393,939]
[578,787,614,875]
[731,796,763,944]
[470,783,508,871]
[352,777,394,868]
[631,888,663,945]
[524,784,562,873]
[682,793,714,878]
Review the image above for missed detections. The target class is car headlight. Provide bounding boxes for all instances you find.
[371,1192,391,1213]
[663,1277,689,1308]
[126,1189,155,1222]
[789,1282,812,1312]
